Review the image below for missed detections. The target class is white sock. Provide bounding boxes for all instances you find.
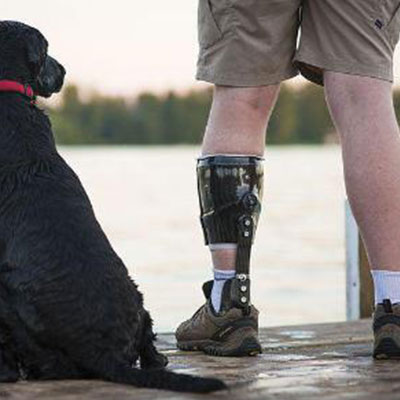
[371,270,400,305]
[209,243,237,251]
[211,269,235,313]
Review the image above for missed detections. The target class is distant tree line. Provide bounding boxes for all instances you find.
[47,84,400,145]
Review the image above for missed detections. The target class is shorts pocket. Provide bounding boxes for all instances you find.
[198,0,223,49]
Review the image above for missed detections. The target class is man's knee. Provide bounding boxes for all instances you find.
[213,84,280,114]
[324,71,395,138]
[325,71,392,110]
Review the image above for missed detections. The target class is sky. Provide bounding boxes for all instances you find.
[2,0,400,97]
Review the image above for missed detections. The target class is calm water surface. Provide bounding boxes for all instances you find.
[59,145,346,332]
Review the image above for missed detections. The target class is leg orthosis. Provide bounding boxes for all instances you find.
[197,155,264,311]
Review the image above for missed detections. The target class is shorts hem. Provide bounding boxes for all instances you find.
[294,51,393,86]
[195,67,298,87]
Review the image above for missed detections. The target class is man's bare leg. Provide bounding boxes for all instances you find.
[325,71,400,359]
[175,84,280,356]
[325,71,400,307]
[325,72,400,271]
[202,85,280,273]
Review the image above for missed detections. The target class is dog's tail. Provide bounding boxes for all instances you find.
[87,357,227,393]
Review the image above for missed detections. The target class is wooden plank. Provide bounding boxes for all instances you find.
[345,201,374,319]
[345,200,360,320]
[0,320,394,400]
[158,320,372,352]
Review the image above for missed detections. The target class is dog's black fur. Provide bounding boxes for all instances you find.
[0,21,225,393]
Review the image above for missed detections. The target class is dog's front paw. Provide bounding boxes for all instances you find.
[141,352,168,370]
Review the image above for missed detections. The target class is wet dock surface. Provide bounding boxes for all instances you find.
[2,319,399,399]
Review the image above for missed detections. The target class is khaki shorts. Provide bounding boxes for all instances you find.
[196,0,400,86]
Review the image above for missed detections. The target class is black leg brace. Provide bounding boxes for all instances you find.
[197,155,264,313]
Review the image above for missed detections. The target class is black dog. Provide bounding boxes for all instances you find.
[0,21,225,393]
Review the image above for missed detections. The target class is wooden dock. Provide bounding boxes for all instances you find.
[1,319,399,399]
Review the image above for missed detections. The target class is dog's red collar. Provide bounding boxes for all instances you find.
[0,80,36,103]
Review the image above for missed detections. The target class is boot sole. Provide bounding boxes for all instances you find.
[204,337,262,357]
[374,338,400,360]
[177,328,262,357]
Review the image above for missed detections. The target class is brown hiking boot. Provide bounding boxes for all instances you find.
[373,299,400,359]
[175,280,262,357]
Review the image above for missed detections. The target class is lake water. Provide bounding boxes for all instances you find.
[59,145,347,332]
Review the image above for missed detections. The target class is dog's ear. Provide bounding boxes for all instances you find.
[26,33,48,77]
